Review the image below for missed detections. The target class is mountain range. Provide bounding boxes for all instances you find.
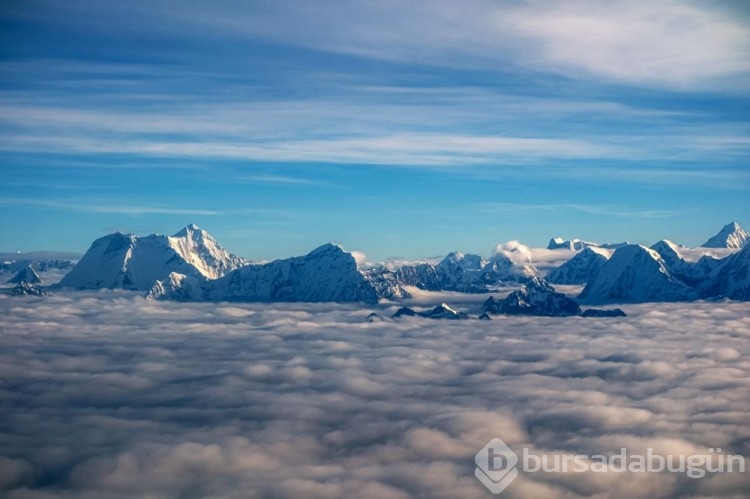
[13,221,748,304]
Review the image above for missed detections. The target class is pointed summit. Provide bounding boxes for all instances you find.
[8,265,43,284]
[650,239,683,269]
[168,226,248,279]
[701,222,749,249]
[173,223,202,237]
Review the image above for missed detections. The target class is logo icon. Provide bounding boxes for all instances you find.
[475,438,518,494]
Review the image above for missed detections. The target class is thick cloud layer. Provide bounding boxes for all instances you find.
[0,292,748,498]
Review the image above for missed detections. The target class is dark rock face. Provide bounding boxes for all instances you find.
[10,281,48,296]
[483,278,581,317]
[392,304,469,320]
[419,304,469,320]
[581,308,627,317]
[366,312,381,322]
[392,307,417,318]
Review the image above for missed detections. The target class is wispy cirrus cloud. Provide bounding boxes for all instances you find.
[476,202,690,220]
[77,0,749,90]
[1,91,747,173]
[0,197,222,216]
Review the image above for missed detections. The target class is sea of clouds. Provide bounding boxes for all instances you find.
[0,291,748,498]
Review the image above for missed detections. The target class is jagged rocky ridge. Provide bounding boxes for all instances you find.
[395,250,536,294]
[483,278,582,317]
[9,281,48,296]
[482,278,626,317]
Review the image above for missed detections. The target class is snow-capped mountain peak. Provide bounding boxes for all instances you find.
[701,222,749,249]
[57,226,247,290]
[168,224,247,280]
[173,223,202,237]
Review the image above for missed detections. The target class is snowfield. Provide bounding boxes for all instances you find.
[1,292,748,498]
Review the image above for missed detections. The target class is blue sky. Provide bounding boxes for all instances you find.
[1,0,749,261]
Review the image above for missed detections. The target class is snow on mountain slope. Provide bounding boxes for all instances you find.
[546,246,611,285]
[146,272,209,301]
[397,249,537,293]
[703,244,750,300]
[168,224,248,279]
[361,266,411,300]
[579,244,699,303]
[57,225,246,291]
[701,222,749,249]
[649,240,684,269]
[149,244,378,304]
[8,265,43,284]
[649,239,735,287]
[547,237,597,251]
[433,251,489,292]
[395,263,443,291]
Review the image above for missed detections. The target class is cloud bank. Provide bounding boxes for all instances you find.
[0,292,748,498]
